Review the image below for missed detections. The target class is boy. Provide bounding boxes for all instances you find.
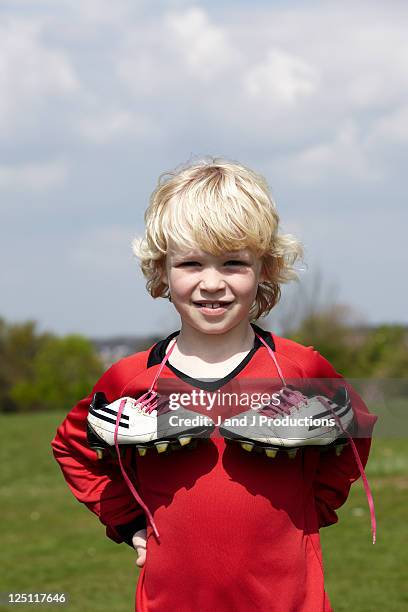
[52,158,377,611]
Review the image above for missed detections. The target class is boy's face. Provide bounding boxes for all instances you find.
[162,245,265,334]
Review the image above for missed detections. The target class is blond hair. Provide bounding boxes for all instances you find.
[132,156,303,320]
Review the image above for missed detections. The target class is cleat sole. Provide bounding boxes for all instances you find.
[240,441,254,452]
[88,423,214,457]
[155,442,169,453]
[179,436,192,446]
[221,427,352,457]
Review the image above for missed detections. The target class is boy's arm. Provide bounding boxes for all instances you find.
[313,437,373,528]
[51,361,147,544]
[306,349,378,528]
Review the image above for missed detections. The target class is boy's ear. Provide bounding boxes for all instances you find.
[160,265,168,285]
[259,263,266,284]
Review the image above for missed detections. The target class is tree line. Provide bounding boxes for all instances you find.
[0,318,103,413]
[287,304,408,378]
[0,312,406,413]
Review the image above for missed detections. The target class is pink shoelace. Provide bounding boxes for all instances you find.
[259,387,309,417]
[113,337,178,542]
[256,333,377,545]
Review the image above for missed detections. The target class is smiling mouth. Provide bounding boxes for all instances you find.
[193,301,234,309]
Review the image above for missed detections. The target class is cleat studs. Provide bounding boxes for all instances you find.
[286,448,298,459]
[95,449,104,460]
[179,436,192,446]
[155,442,169,454]
[265,448,278,458]
[136,446,147,456]
[240,441,254,452]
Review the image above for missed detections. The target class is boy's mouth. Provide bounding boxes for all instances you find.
[193,301,234,311]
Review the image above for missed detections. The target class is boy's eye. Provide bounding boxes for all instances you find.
[225,260,248,266]
[177,261,200,267]
[176,259,249,268]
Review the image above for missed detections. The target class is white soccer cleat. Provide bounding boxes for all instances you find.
[87,393,158,446]
[219,386,355,455]
[87,392,214,454]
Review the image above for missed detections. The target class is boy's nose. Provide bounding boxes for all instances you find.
[198,268,227,291]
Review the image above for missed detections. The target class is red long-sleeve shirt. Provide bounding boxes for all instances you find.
[51,324,377,611]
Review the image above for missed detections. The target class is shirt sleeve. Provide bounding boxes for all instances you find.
[306,348,378,529]
[51,362,147,544]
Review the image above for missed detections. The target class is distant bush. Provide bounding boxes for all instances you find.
[353,324,408,378]
[288,307,408,378]
[0,317,103,413]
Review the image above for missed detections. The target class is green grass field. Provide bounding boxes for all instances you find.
[0,412,407,611]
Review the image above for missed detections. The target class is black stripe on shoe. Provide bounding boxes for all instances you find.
[89,409,129,429]
[93,405,129,421]
[308,403,352,431]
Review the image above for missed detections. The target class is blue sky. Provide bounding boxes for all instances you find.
[1,0,407,337]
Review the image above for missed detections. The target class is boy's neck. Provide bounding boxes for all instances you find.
[168,320,256,363]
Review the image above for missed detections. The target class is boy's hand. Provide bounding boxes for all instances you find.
[132,528,147,568]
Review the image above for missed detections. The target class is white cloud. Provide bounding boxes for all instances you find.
[78,109,156,144]
[113,3,407,186]
[117,6,239,97]
[0,18,79,134]
[243,48,319,106]
[274,121,383,184]
[165,7,239,80]
[3,3,407,189]
[344,26,408,109]
[0,160,68,193]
